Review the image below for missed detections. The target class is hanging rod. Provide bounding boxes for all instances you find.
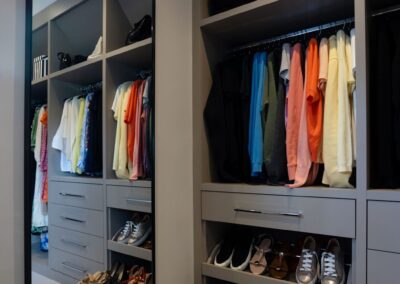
[372,4,400,17]
[231,17,354,53]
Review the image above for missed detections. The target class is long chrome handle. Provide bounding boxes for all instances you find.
[61,238,87,248]
[61,216,86,223]
[62,262,87,274]
[59,192,85,198]
[126,198,152,204]
[234,208,303,217]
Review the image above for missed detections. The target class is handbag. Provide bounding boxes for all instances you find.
[126,15,152,45]
[57,52,72,70]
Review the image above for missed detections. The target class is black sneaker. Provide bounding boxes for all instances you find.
[230,232,254,271]
[214,235,235,267]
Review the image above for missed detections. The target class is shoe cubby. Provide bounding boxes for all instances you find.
[105,0,153,53]
[107,208,152,261]
[202,222,353,284]
[108,251,152,274]
[47,79,103,179]
[49,0,103,74]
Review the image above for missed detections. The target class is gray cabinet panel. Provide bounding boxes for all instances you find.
[49,181,104,211]
[107,185,152,213]
[368,201,400,253]
[49,204,104,237]
[49,247,104,280]
[368,250,400,284]
[49,226,104,263]
[202,192,355,238]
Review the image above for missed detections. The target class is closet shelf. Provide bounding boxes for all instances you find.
[49,56,103,84]
[200,0,354,47]
[105,179,152,188]
[107,240,152,261]
[106,38,153,68]
[202,263,294,284]
[367,189,400,202]
[201,183,357,199]
[50,175,103,185]
[32,76,49,86]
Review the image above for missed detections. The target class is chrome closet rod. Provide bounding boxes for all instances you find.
[231,17,354,53]
[372,4,400,17]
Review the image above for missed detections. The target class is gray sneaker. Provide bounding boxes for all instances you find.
[115,221,133,244]
[127,214,152,246]
[321,239,345,284]
[296,236,319,284]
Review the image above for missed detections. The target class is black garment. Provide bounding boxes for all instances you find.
[266,50,288,185]
[370,16,400,188]
[208,0,255,16]
[204,56,251,182]
[85,89,102,176]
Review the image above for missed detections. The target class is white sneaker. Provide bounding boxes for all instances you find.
[88,36,103,60]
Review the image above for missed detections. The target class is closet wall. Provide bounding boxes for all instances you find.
[31,0,155,283]
[193,0,368,283]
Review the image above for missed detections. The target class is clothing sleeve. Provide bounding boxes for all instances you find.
[52,101,68,151]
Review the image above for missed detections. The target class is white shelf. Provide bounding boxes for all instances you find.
[202,183,357,199]
[202,263,294,284]
[107,240,152,261]
[32,76,49,86]
[367,189,400,202]
[200,0,354,48]
[50,175,103,185]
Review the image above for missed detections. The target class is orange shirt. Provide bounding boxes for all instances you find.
[124,80,142,165]
[306,38,323,163]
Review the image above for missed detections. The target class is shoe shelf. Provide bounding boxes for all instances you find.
[107,240,152,262]
[202,183,357,200]
[202,263,294,284]
[200,0,354,48]
[32,76,49,86]
[105,179,152,188]
[367,189,400,202]
[50,175,104,185]
[49,56,103,84]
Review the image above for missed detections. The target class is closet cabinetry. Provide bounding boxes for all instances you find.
[31,0,154,283]
[193,0,366,283]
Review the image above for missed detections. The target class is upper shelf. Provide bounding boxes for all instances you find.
[200,0,354,48]
[202,183,357,199]
[106,38,153,68]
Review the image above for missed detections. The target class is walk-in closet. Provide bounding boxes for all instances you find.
[28,1,155,283]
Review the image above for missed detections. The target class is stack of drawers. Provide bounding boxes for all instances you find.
[368,201,400,283]
[48,181,105,281]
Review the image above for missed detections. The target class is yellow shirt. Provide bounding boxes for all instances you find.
[72,98,86,173]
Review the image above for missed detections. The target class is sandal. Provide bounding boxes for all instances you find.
[250,237,272,275]
[270,251,289,280]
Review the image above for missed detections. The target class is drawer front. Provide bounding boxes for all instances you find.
[49,204,104,237]
[368,250,400,284]
[50,226,104,263]
[49,181,104,211]
[107,185,152,213]
[202,192,355,238]
[50,247,104,280]
[368,201,400,253]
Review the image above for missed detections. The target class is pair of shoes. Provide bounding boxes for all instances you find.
[125,15,152,45]
[122,266,152,284]
[269,241,290,280]
[78,271,110,284]
[88,36,103,60]
[296,237,345,284]
[213,228,254,271]
[112,213,152,247]
[249,235,273,275]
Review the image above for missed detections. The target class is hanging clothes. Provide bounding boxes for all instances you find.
[280,43,291,128]
[40,108,48,202]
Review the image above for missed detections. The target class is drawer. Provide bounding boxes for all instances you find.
[49,181,104,211]
[202,192,355,238]
[368,201,400,253]
[368,250,400,284]
[50,226,104,263]
[50,247,104,280]
[107,185,151,213]
[49,204,104,237]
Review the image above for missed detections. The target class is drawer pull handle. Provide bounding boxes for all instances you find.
[59,192,86,198]
[126,198,151,204]
[234,208,303,217]
[61,216,86,223]
[61,238,88,248]
[62,262,87,274]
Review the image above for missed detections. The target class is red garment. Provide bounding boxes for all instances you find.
[40,109,48,202]
[125,81,142,166]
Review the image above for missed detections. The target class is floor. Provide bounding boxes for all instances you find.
[32,272,60,284]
